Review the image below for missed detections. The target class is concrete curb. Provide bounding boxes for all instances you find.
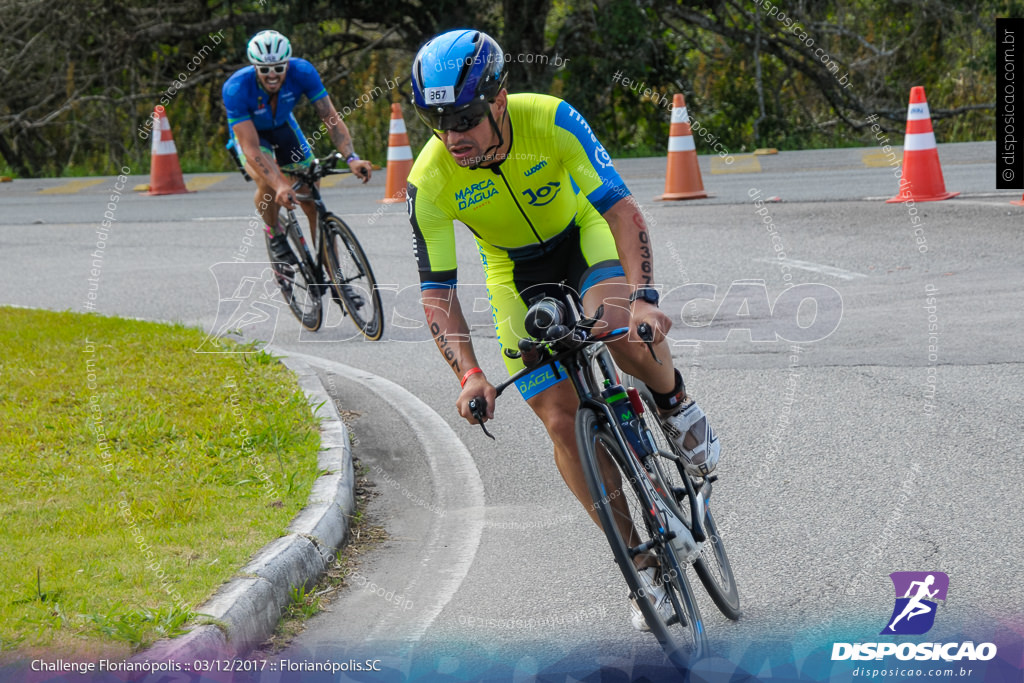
[135,353,355,663]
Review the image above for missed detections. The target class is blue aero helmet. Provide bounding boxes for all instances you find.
[411,29,508,133]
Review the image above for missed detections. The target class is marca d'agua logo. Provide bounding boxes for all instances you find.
[881,571,948,635]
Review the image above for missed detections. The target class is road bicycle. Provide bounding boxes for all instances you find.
[468,290,740,668]
[263,153,383,340]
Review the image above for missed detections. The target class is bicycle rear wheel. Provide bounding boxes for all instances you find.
[575,407,707,667]
[625,378,741,620]
[322,214,384,341]
[265,216,323,332]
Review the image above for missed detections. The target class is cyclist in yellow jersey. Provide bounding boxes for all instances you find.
[408,29,720,630]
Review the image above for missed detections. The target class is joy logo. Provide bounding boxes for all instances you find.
[521,181,560,207]
[881,571,948,635]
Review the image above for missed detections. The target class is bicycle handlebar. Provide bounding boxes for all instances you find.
[467,397,493,439]
[466,299,661,441]
[288,153,363,192]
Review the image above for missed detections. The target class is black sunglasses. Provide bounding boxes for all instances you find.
[257,64,287,75]
[422,98,492,134]
[435,113,487,135]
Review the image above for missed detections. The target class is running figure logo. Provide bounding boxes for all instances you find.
[881,571,949,635]
[196,262,286,353]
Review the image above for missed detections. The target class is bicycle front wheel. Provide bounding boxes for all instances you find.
[265,220,323,332]
[322,214,384,341]
[575,407,707,667]
[625,377,741,620]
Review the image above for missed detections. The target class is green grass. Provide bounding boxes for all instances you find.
[0,307,320,658]
[284,585,322,621]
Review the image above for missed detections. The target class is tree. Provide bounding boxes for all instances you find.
[0,0,1001,177]
[649,0,995,149]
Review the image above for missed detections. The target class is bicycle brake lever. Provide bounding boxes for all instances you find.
[636,323,662,365]
[468,397,494,440]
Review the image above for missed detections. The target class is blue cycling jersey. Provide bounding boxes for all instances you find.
[221,58,328,130]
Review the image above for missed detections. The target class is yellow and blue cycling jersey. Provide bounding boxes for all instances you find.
[407,93,630,396]
[222,58,327,171]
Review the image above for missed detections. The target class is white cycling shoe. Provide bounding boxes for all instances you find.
[629,567,673,632]
[661,400,720,477]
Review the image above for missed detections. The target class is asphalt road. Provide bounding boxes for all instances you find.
[2,141,1020,679]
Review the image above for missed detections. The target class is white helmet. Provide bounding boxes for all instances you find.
[247,30,292,65]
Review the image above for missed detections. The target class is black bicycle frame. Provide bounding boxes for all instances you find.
[488,325,707,545]
[283,163,344,268]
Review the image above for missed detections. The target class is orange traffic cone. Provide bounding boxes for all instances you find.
[658,94,708,201]
[1011,194,1024,206]
[380,103,413,204]
[887,87,958,203]
[147,106,190,195]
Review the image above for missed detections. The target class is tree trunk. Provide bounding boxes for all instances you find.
[0,132,30,178]
[502,0,553,92]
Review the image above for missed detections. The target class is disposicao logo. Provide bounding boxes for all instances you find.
[831,571,997,662]
[881,571,947,635]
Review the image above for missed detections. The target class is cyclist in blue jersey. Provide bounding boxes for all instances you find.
[222,30,373,264]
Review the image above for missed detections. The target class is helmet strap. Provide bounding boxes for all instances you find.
[472,106,507,170]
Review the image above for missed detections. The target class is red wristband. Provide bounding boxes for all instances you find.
[460,367,483,387]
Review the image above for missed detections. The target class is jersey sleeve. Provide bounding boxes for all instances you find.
[222,73,252,127]
[408,181,459,290]
[292,59,328,104]
[553,100,630,213]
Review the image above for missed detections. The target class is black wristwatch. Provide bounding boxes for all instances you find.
[629,286,660,306]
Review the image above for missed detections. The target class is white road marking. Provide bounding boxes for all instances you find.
[756,257,868,280]
[192,212,401,221]
[281,350,485,646]
[192,216,253,221]
[950,192,1020,198]
[942,199,1021,208]
[864,193,1018,202]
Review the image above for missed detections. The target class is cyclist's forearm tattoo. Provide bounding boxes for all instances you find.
[252,154,277,184]
[634,213,653,285]
[328,126,352,156]
[314,98,353,156]
[430,321,461,374]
